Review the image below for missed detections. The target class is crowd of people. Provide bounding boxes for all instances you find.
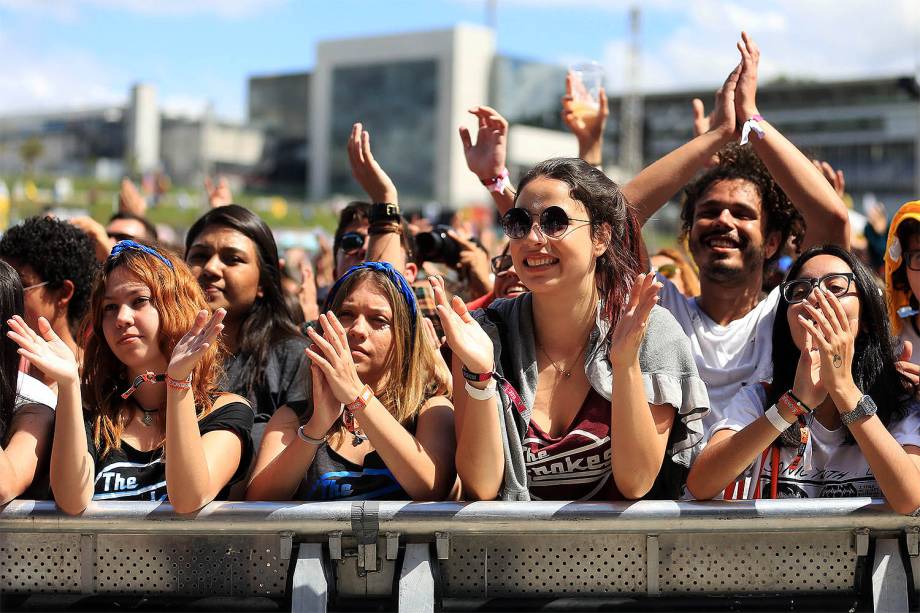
[3,32,920,514]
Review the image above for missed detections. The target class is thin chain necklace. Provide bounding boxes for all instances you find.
[536,335,590,379]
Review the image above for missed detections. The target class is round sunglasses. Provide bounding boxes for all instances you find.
[500,206,592,240]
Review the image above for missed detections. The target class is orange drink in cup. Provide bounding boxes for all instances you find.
[568,61,603,120]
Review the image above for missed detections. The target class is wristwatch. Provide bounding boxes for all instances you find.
[841,394,878,426]
[369,202,401,224]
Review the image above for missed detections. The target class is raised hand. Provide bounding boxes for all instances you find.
[608,273,661,369]
[561,74,609,166]
[70,216,115,262]
[429,275,493,374]
[812,160,846,199]
[348,123,398,204]
[118,177,147,216]
[791,329,827,409]
[459,106,508,182]
[796,289,856,400]
[735,31,761,122]
[448,229,492,297]
[304,313,365,405]
[6,315,79,385]
[204,176,233,208]
[167,308,226,381]
[302,359,344,436]
[298,259,320,322]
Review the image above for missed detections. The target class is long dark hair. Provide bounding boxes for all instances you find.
[0,260,24,440]
[769,244,914,445]
[515,158,642,324]
[185,205,300,396]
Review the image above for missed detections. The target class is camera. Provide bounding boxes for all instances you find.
[415,225,462,266]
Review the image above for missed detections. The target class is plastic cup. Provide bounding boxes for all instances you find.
[568,61,604,120]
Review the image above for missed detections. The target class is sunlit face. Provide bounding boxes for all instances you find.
[508,176,605,295]
[335,278,395,384]
[688,178,780,285]
[335,221,369,279]
[651,254,687,296]
[186,225,263,321]
[5,261,55,331]
[106,218,150,243]
[785,254,861,352]
[101,267,167,373]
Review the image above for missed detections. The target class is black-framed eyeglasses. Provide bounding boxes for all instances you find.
[500,205,592,240]
[781,273,856,304]
[904,250,920,271]
[339,232,366,255]
[491,254,513,275]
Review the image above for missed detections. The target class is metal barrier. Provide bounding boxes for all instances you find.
[1,498,918,611]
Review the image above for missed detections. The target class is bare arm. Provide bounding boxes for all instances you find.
[246,405,321,501]
[847,415,920,515]
[0,404,54,504]
[734,32,849,249]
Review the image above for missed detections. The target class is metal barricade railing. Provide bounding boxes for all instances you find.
[1,498,918,612]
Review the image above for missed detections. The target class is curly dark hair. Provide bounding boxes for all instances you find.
[680,144,804,267]
[0,216,98,331]
[891,218,920,313]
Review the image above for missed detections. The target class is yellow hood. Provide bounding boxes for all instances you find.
[885,200,920,336]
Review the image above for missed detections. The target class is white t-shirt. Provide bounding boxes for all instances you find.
[712,384,920,499]
[14,371,56,411]
[657,276,780,430]
[896,320,920,368]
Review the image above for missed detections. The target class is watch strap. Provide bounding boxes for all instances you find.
[841,394,877,426]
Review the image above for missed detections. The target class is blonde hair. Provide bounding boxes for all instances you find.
[325,268,449,433]
[81,245,223,459]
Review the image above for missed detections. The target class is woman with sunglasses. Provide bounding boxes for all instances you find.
[433,157,708,501]
[0,260,55,504]
[185,206,309,435]
[7,242,253,514]
[688,245,920,511]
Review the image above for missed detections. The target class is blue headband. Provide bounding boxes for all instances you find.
[325,261,418,329]
[109,240,174,269]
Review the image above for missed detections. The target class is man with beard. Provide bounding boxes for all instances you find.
[623,33,850,428]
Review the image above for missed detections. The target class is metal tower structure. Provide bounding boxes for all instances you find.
[619,6,644,177]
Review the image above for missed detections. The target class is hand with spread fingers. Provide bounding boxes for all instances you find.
[608,273,661,369]
[6,315,79,386]
[812,159,846,199]
[429,275,493,375]
[348,123,398,204]
[167,308,226,381]
[796,289,857,402]
[459,106,508,183]
[204,176,233,208]
[304,313,365,405]
[792,329,827,409]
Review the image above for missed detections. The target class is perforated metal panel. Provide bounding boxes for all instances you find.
[0,533,84,594]
[93,534,289,596]
[658,532,858,593]
[441,534,646,597]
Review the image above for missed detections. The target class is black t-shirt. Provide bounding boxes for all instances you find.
[298,444,410,501]
[86,401,254,502]
[222,335,310,422]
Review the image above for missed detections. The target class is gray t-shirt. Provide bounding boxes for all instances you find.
[223,335,310,422]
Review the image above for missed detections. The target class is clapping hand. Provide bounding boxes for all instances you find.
[429,275,493,374]
[348,123,398,204]
[304,313,364,405]
[608,273,661,369]
[459,106,508,183]
[792,329,827,409]
[6,315,80,386]
[735,31,761,123]
[167,308,225,381]
[795,289,856,400]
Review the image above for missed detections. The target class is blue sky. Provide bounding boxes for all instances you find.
[0,0,917,120]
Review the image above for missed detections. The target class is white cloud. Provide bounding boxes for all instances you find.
[603,0,920,94]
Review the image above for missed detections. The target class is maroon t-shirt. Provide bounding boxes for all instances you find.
[523,388,624,501]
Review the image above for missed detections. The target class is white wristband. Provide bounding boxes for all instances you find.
[764,404,792,433]
[464,379,496,401]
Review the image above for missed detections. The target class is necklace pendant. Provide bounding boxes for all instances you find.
[351,431,366,447]
[562,370,572,378]
[142,412,153,426]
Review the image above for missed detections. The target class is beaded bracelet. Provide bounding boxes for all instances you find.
[165,373,192,391]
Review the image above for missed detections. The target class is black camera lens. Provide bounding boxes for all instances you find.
[416,225,462,266]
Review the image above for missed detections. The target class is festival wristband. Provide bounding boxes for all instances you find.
[764,404,792,433]
[462,365,494,382]
[778,391,811,417]
[165,373,192,391]
[346,384,374,413]
[740,114,765,145]
[464,378,497,401]
[480,168,510,194]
